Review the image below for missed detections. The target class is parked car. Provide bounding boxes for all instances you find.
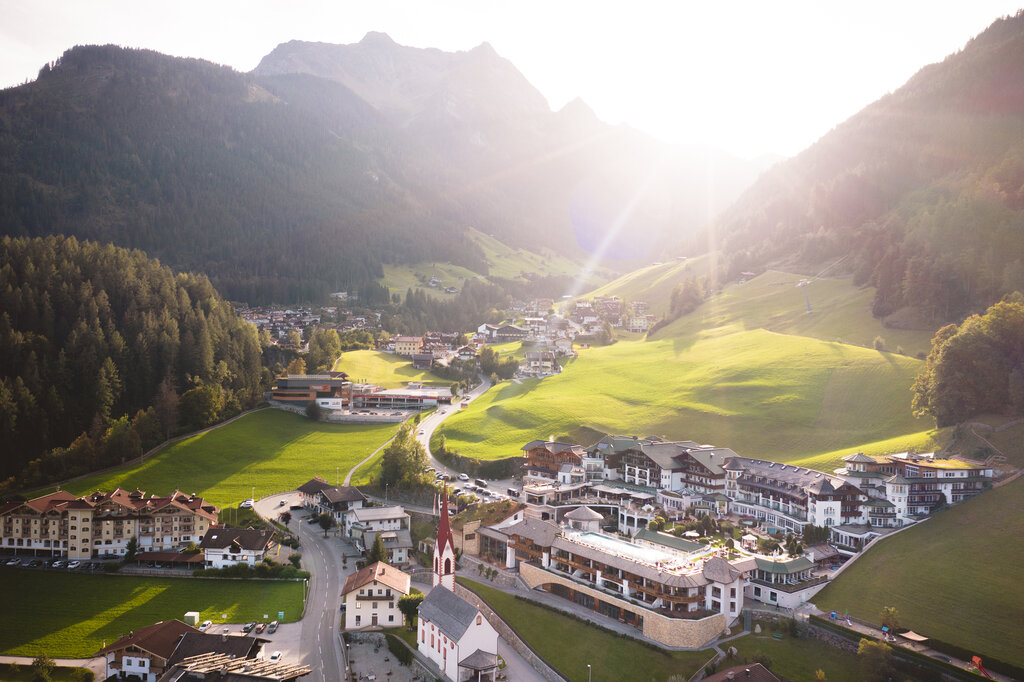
[278,500,287,506]
[255,622,267,633]
[267,621,278,633]
[240,499,254,509]
[51,560,65,569]
[242,622,257,633]
[268,651,283,663]
[457,473,469,481]
[67,561,81,570]
[5,557,19,566]
[28,560,42,568]
[199,620,213,632]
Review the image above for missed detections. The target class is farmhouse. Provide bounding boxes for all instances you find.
[97,619,197,682]
[394,336,424,356]
[200,528,276,568]
[0,488,218,560]
[341,561,411,630]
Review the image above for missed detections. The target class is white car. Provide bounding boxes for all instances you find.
[457,473,469,481]
[240,499,254,509]
[5,558,19,566]
[199,620,213,631]
[67,561,81,570]
[268,651,283,663]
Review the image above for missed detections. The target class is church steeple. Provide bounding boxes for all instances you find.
[434,483,456,589]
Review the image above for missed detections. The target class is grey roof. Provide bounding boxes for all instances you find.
[564,506,603,521]
[363,529,413,550]
[166,632,265,666]
[459,649,498,670]
[730,457,853,499]
[200,528,275,552]
[351,506,408,522]
[503,518,561,547]
[886,474,911,485]
[702,556,743,584]
[842,452,877,463]
[320,486,367,504]
[418,586,480,641]
[521,440,586,455]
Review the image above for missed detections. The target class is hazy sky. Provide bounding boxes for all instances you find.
[2,1,1020,158]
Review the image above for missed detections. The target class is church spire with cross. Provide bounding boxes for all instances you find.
[433,483,456,589]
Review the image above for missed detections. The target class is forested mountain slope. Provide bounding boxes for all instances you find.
[0,235,263,485]
[709,11,1024,326]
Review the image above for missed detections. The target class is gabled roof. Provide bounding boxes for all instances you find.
[96,619,197,659]
[320,486,367,504]
[418,586,480,641]
[842,452,878,463]
[502,518,560,547]
[564,506,603,521]
[521,440,586,455]
[297,478,334,495]
[341,561,411,596]
[200,528,275,552]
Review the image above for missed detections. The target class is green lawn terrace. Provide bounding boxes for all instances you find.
[58,409,397,509]
[813,476,1024,669]
[0,567,303,658]
[334,349,451,388]
[438,329,935,472]
[579,254,716,317]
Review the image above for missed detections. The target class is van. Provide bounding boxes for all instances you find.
[507,487,518,498]
[475,479,488,488]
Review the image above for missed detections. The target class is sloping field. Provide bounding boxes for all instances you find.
[438,330,932,467]
[580,254,715,316]
[467,228,588,281]
[814,477,1024,668]
[59,410,397,508]
[656,270,936,356]
[335,349,450,387]
[0,568,303,658]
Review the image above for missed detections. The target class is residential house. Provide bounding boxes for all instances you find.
[297,478,334,511]
[200,528,276,568]
[521,351,559,377]
[0,488,218,560]
[345,505,410,536]
[97,619,197,682]
[394,336,424,356]
[341,561,411,630]
[521,440,587,482]
[417,587,499,682]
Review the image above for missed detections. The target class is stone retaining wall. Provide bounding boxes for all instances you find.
[454,582,568,682]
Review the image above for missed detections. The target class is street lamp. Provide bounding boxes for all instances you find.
[588,663,592,682]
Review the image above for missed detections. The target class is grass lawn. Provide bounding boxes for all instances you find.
[58,410,397,508]
[813,476,1024,668]
[729,633,864,682]
[335,349,451,388]
[379,262,480,301]
[580,254,715,317]
[0,568,303,658]
[458,579,713,682]
[0,663,93,681]
[439,329,930,468]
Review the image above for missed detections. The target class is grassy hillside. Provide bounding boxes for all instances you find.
[655,270,936,357]
[58,410,397,508]
[335,349,451,387]
[814,477,1024,668]
[438,331,932,470]
[378,229,606,300]
[0,568,303,658]
[579,254,715,316]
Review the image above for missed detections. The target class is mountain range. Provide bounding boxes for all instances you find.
[0,35,767,303]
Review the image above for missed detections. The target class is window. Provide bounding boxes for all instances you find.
[372,602,377,609]
[388,615,394,623]
[355,615,361,625]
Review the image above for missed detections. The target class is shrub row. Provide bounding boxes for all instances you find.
[385,633,413,666]
[192,559,309,580]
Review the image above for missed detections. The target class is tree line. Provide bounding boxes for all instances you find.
[0,235,265,491]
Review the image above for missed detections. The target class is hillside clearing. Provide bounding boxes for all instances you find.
[58,410,397,508]
[335,349,450,387]
[438,331,928,464]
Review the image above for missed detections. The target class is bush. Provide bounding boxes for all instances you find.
[385,633,413,665]
[873,336,886,350]
[288,553,302,568]
[192,559,310,580]
[103,561,122,573]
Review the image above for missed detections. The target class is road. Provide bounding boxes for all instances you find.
[413,376,521,497]
[255,492,350,682]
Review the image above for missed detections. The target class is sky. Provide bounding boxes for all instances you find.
[1,1,1021,159]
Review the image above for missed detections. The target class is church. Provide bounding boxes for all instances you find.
[418,485,500,682]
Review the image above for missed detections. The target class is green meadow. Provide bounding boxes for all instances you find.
[335,349,450,387]
[581,254,716,316]
[0,568,303,658]
[814,477,1024,668]
[655,270,936,357]
[58,410,397,508]
[459,579,712,681]
[438,330,931,470]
